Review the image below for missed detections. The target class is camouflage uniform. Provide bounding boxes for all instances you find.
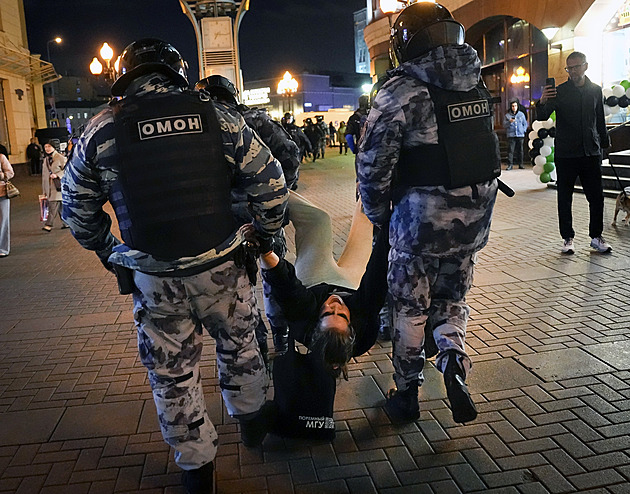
[357,44,498,392]
[62,73,288,469]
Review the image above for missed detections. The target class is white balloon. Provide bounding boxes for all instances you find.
[543,136,555,147]
[532,120,543,131]
[529,130,538,141]
[613,85,625,98]
[604,105,612,116]
[534,155,547,166]
[611,105,621,114]
[603,87,614,98]
[539,145,552,157]
[534,166,544,177]
[550,168,557,181]
[543,118,554,129]
[626,87,630,99]
[528,140,534,149]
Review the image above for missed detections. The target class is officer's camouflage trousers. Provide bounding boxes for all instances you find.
[132,260,267,469]
[387,249,475,391]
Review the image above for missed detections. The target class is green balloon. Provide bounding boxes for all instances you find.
[546,151,554,162]
[543,162,555,173]
[540,172,551,183]
[550,111,556,122]
[621,80,630,90]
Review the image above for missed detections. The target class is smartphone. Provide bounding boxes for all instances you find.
[545,77,555,88]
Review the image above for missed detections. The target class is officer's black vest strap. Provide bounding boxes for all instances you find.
[112,90,237,260]
[395,81,501,196]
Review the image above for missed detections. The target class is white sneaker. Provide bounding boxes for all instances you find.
[590,236,612,253]
[561,238,575,254]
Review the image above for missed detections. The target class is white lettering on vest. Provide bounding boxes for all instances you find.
[447,99,490,123]
[138,114,204,140]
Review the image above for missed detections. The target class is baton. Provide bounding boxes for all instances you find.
[497,179,514,197]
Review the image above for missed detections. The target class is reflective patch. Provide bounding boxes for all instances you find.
[447,99,489,122]
[138,114,203,140]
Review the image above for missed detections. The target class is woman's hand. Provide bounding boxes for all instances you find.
[50,173,58,179]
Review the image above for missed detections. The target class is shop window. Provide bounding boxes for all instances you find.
[531,28,548,54]
[0,81,10,154]
[485,24,504,65]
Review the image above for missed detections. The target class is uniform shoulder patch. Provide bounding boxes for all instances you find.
[447,99,490,123]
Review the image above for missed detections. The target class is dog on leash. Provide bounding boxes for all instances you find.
[612,191,630,226]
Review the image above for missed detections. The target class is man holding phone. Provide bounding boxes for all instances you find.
[536,51,611,254]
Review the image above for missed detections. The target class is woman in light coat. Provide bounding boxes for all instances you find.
[41,142,67,231]
[0,150,15,257]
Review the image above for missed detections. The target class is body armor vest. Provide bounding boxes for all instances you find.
[111,90,237,260]
[396,82,501,193]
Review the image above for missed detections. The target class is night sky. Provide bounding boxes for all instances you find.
[23,0,366,84]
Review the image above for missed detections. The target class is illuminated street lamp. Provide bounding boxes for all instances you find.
[278,71,298,113]
[89,42,121,83]
[46,36,62,62]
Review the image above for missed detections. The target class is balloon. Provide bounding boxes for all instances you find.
[618,95,629,108]
[548,127,556,137]
[532,120,543,132]
[540,172,551,183]
[528,130,538,141]
[539,145,552,157]
[528,140,534,149]
[534,155,547,166]
[603,87,614,98]
[621,80,630,90]
[611,105,621,114]
[533,164,544,175]
[537,128,549,139]
[550,111,556,122]
[626,87,630,99]
[604,105,612,116]
[543,118,555,129]
[543,162,555,173]
[550,168,557,181]
[546,151,555,162]
[528,148,539,158]
[543,136,555,148]
[613,85,625,98]
[532,138,544,149]
[606,96,619,107]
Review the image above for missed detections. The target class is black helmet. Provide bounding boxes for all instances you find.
[390,2,465,67]
[111,38,188,96]
[305,118,313,124]
[194,75,238,104]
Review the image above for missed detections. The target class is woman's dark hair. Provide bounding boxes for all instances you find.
[310,319,356,380]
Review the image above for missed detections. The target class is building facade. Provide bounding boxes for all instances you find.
[0,0,57,164]
[362,0,628,126]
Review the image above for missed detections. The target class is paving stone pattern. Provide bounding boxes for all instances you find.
[1,155,629,493]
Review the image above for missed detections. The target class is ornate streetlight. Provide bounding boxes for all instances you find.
[277,71,298,114]
[89,42,121,83]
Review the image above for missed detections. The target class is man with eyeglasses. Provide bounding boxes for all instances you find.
[537,51,611,254]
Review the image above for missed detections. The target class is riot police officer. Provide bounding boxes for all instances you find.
[62,39,288,493]
[357,3,500,426]
[283,112,312,163]
[195,75,300,354]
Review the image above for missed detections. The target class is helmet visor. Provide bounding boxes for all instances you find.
[405,20,465,60]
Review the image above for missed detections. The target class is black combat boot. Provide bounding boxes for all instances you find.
[272,325,289,354]
[239,401,276,447]
[443,351,477,424]
[181,461,215,494]
[384,381,420,424]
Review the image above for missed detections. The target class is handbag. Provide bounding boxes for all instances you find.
[5,180,19,199]
[271,332,337,441]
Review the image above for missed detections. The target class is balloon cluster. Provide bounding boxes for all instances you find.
[528,112,556,184]
[603,80,630,115]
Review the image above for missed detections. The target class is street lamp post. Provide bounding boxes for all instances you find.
[46,36,62,63]
[89,42,120,83]
[46,37,62,125]
[277,71,298,114]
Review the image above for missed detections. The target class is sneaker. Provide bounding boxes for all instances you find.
[590,236,612,253]
[384,381,420,424]
[561,238,574,254]
[181,461,215,494]
[444,353,477,424]
[506,165,513,171]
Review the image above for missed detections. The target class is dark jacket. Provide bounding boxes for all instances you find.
[261,226,389,357]
[536,76,609,158]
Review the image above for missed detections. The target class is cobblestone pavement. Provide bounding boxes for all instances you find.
[1,153,629,493]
